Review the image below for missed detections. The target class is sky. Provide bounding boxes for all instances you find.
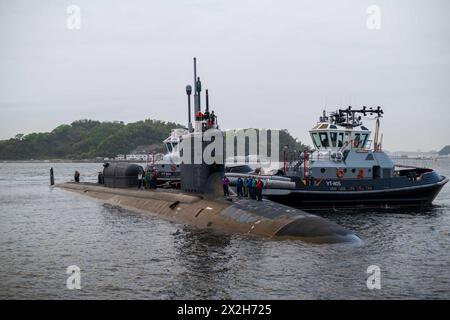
[0,0,449,152]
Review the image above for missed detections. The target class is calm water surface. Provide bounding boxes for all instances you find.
[0,160,449,299]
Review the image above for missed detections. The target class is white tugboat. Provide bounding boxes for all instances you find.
[148,128,187,186]
[227,107,448,209]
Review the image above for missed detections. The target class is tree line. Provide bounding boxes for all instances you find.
[0,119,182,160]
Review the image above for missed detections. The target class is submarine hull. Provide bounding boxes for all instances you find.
[57,182,360,244]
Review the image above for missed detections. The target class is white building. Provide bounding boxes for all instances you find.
[114,153,164,162]
[126,154,149,161]
[115,154,126,161]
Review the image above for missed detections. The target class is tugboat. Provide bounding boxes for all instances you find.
[227,107,448,209]
[149,128,187,187]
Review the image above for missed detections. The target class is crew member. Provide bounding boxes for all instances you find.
[210,111,216,128]
[236,177,243,197]
[144,170,151,189]
[243,177,248,197]
[222,176,230,196]
[256,178,264,201]
[203,110,210,128]
[97,171,104,184]
[195,111,204,131]
[74,171,80,183]
[138,171,143,189]
[150,169,158,189]
[246,177,253,199]
[251,177,257,200]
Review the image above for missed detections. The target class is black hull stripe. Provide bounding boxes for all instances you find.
[288,177,448,195]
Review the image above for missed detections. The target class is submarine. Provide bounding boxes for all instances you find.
[57,58,360,244]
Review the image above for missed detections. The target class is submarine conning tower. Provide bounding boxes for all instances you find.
[180,57,224,196]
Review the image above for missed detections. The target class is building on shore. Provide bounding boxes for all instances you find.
[114,153,164,162]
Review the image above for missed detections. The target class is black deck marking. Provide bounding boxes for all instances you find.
[169,200,180,209]
[195,208,204,217]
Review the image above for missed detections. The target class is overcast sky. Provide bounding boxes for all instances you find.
[1,0,449,151]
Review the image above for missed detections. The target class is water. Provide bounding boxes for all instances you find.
[0,160,449,299]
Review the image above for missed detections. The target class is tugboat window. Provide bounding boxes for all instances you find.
[320,168,326,173]
[344,132,351,146]
[319,132,329,148]
[337,132,344,147]
[167,143,173,152]
[354,133,361,148]
[330,132,337,147]
[311,133,321,148]
[361,134,368,147]
[373,166,381,179]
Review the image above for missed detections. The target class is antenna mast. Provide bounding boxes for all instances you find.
[193,57,201,114]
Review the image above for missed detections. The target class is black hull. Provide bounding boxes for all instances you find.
[265,181,447,210]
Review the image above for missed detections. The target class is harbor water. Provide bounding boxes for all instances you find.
[0,160,449,299]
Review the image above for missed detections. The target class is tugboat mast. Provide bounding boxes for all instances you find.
[330,106,383,128]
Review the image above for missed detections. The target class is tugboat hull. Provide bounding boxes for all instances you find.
[265,177,449,210]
